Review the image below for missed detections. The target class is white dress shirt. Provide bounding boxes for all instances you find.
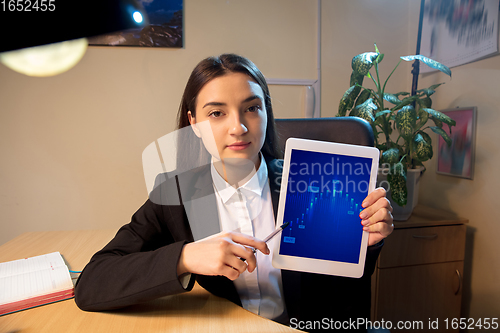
[211,156,286,321]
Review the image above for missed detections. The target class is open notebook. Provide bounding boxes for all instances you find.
[0,252,74,316]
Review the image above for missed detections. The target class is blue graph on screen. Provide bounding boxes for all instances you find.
[279,149,372,263]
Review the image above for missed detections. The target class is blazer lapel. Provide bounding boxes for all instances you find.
[266,158,282,224]
[177,165,221,241]
[267,158,303,321]
[177,164,241,306]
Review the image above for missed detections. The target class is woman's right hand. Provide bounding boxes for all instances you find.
[177,232,270,281]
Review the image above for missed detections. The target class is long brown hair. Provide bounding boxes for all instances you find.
[176,54,281,170]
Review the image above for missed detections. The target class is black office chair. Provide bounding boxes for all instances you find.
[274,117,388,333]
[275,116,374,152]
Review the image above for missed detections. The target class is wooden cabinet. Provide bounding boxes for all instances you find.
[371,205,468,332]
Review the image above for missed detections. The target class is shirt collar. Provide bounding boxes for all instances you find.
[211,154,268,203]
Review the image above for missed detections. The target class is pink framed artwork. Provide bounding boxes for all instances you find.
[437,107,477,179]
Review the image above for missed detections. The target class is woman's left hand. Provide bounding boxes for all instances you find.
[359,187,394,246]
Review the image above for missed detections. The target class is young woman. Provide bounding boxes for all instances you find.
[74,54,394,329]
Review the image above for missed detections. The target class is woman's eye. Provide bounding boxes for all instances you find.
[247,105,261,113]
[209,111,223,118]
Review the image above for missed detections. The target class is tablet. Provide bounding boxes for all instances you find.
[272,138,380,278]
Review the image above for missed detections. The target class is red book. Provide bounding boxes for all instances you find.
[0,252,74,316]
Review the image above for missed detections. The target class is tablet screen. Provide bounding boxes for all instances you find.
[278,149,372,264]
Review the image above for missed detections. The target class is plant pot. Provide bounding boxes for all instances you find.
[377,166,424,221]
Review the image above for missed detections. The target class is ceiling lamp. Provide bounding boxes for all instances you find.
[0,38,89,77]
[0,0,149,77]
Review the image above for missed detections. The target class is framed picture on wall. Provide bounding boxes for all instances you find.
[436,107,477,179]
[419,0,499,73]
[88,0,183,48]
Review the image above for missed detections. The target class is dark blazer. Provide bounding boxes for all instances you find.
[74,158,382,331]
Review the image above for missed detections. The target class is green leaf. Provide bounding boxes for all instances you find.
[411,159,424,169]
[447,123,454,135]
[381,148,400,165]
[416,84,443,97]
[350,98,377,123]
[422,108,456,126]
[338,85,361,116]
[395,105,417,138]
[427,83,444,91]
[388,162,407,207]
[355,89,371,107]
[401,55,452,77]
[432,118,443,128]
[375,109,392,118]
[420,131,432,145]
[420,88,435,97]
[390,161,407,176]
[375,53,385,64]
[352,52,379,75]
[385,121,393,136]
[378,142,402,152]
[416,107,429,129]
[418,96,432,108]
[350,71,364,87]
[430,126,452,146]
[374,115,385,126]
[383,93,401,105]
[412,132,433,161]
[391,95,419,111]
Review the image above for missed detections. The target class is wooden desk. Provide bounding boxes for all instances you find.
[0,230,297,333]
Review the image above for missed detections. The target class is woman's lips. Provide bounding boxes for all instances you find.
[227,142,251,150]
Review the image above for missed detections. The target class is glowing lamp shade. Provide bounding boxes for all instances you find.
[0,38,88,77]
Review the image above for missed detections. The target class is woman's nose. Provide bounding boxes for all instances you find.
[228,114,248,135]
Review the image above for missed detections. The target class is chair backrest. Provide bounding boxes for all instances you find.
[274,117,374,153]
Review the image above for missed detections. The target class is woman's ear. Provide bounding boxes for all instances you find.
[188,111,201,138]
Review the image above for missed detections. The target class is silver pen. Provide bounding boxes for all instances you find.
[241,222,290,260]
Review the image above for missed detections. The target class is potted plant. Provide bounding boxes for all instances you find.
[336,44,455,220]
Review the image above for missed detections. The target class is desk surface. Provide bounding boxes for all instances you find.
[0,230,297,333]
